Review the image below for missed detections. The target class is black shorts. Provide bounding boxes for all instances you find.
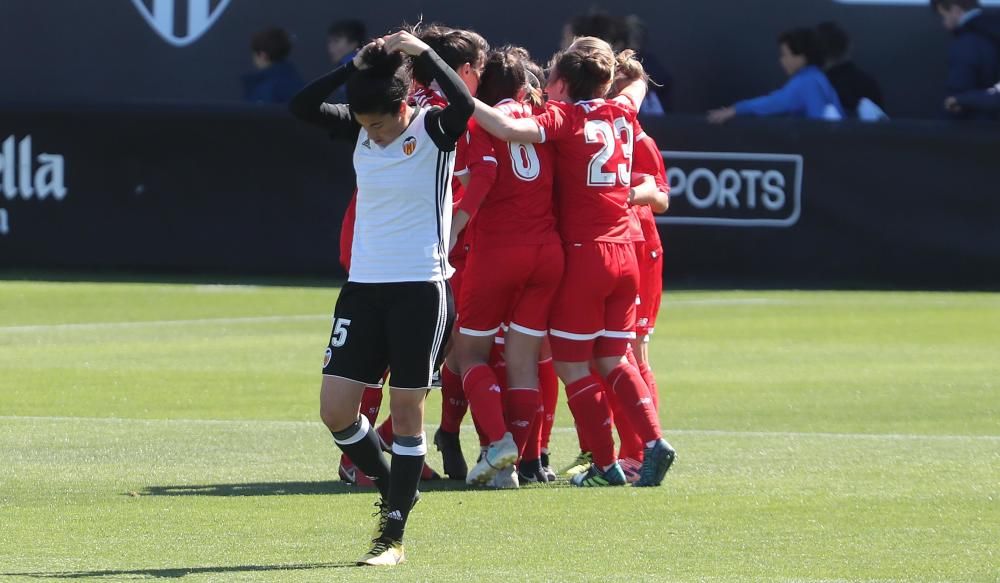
[322,281,454,389]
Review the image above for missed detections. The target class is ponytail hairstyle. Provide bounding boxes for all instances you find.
[411,26,489,85]
[522,57,546,109]
[505,46,545,108]
[609,48,650,97]
[347,46,410,115]
[552,36,616,102]
[477,46,538,107]
[408,23,452,86]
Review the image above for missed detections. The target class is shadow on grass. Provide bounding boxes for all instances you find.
[135,478,499,497]
[3,562,359,579]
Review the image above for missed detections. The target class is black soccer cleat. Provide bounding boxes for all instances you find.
[433,427,468,480]
[517,458,551,484]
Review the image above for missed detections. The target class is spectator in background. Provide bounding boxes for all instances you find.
[242,27,304,104]
[931,0,1000,119]
[708,28,844,124]
[946,79,1000,113]
[562,11,673,116]
[815,21,887,120]
[623,14,674,114]
[327,20,367,103]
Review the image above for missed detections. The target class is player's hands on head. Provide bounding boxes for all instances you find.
[353,38,385,70]
[382,31,430,57]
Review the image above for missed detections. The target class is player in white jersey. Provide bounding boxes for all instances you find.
[289,30,473,567]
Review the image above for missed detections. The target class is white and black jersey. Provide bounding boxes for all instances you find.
[289,50,472,389]
[350,107,454,283]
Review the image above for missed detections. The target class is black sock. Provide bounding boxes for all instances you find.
[382,433,425,542]
[331,416,390,499]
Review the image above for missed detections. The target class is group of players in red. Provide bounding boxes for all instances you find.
[338,25,675,488]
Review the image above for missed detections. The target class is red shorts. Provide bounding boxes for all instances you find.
[458,243,564,338]
[549,241,639,362]
[635,242,664,341]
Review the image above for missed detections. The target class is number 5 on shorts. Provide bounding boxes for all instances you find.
[331,318,352,348]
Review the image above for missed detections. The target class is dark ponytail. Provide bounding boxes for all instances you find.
[477,47,527,106]
[347,47,410,115]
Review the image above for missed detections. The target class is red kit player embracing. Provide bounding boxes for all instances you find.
[473,38,675,487]
[453,47,565,488]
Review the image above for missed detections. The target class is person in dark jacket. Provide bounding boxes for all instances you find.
[326,20,367,103]
[242,27,305,104]
[815,21,885,119]
[708,27,844,123]
[932,0,1000,119]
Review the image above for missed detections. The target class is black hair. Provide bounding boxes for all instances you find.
[815,21,850,62]
[477,48,528,106]
[327,19,366,46]
[411,27,489,87]
[778,27,825,67]
[347,48,409,115]
[250,27,293,62]
[930,0,981,11]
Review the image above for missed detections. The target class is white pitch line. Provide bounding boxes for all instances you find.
[0,416,997,442]
[0,314,330,333]
[0,298,795,334]
[665,298,787,306]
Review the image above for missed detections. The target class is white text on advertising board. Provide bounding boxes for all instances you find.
[659,151,803,228]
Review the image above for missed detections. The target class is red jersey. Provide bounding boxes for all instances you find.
[533,95,638,243]
[467,98,560,247]
[339,190,359,272]
[631,124,669,250]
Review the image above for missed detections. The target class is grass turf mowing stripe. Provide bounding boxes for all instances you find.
[2,416,998,441]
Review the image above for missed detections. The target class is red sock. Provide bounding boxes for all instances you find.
[638,360,660,412]
[439,364,467,434]
[573,421,590,452]
[492,360,507,388]
[564,375,616,468]
[359,386,383,425]
[488,341,505,369]
[463,364,507,443]
[471,409,490,447]
[538,358,558,451]
[503,387,540,457]
[605,362,661,444]
[523,402,544,461]
[605,380,644,461]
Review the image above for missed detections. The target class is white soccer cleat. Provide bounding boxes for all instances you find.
[488,464,520,489]
[465,432,519,486]
[357,538,405,566]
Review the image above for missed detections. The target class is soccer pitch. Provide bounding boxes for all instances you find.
[0,281,997,582]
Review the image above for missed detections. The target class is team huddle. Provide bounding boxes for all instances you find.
[290,23,674,566]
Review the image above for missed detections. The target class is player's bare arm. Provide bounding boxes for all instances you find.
[629,175,669,213]
[472,99,543,143]
[617,78,648,112]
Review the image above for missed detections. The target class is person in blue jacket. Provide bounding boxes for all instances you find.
[242,27,305,105]
[708,28,844,124]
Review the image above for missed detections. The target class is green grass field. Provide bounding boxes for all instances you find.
[0,281,997,582]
